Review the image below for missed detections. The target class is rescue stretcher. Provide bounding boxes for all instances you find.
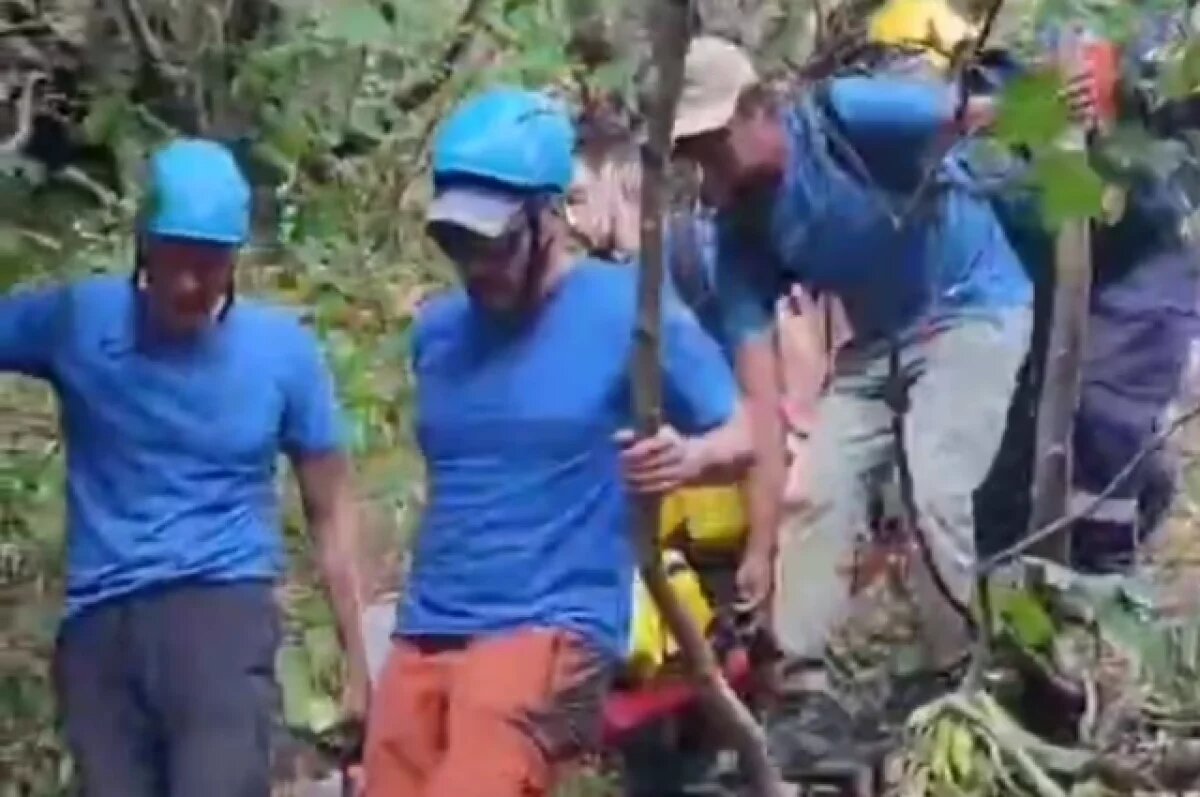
[601,646,755,748]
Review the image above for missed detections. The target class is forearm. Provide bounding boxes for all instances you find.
[742,401,786,558]
[685,404,754,486]
[311,506,370,678]
[724,332,789,557]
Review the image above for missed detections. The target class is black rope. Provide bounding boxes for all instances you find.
[885,341,978,634]
[517,197,554,313]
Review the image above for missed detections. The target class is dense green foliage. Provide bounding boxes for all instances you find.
[3,0,1200,794]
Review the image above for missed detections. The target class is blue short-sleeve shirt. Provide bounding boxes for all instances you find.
[714,76,1033,352]
[398,260,738,658]
[0,275,345,617]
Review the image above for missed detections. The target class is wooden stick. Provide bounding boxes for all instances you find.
[1026,25,1099,566]
[632,2,784,794]
[1026,215,1092,565]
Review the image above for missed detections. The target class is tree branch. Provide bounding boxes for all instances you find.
[394,0,490,112]
[0,73,43,156]
[633,1,784,794]
[1025,216,1092,564]
[979,399,1200,573]
[114,0,184,80]
[894,0,1007,222]
[0,21,52,37]
[112,0,208,133]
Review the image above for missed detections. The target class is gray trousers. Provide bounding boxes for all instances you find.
[774,309,1032,670]
[54,581,281,797]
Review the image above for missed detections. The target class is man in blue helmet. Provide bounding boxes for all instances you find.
[361,87,752,797]
[0,139,369,797]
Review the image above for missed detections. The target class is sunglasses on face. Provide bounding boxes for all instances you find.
[428,217,529,267]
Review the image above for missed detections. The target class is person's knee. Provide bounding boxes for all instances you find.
[425,729,553,797]
[425,630,608,797]
[914,489,975,543]
[55,607,161,797]
[422,683,566,797]
[909,491,978,601]
[165,672,276,797]
[773,511,857,659]
[154,587,281,797]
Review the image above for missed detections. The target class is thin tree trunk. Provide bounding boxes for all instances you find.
[632,1,784,794]
[1027,217,1092,563]
[1025,28,1101,567]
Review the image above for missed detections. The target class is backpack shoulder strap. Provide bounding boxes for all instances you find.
[666,211,713,312]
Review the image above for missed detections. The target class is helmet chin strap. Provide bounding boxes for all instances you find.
[464,196,557,330]
[516,199,552,313]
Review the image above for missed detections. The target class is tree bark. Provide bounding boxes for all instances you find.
[1025,27,1101,568]
[1026,216,1092,563]
[632,1,785,794]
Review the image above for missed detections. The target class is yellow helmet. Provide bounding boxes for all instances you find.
[867,0,978,70]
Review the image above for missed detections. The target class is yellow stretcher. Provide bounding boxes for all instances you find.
[625,484,748,681]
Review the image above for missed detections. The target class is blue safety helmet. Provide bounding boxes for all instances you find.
[143,138,251,246]
[427,87,576,237]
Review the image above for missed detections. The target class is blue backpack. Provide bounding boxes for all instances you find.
[769,82,928,289]
[664,208,729,348]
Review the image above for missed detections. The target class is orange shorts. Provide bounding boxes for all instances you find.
[362,628,610,797]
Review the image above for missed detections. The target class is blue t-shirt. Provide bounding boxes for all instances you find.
[0,275,345,617]
[398,260,737,658]
[715,77,1033,351]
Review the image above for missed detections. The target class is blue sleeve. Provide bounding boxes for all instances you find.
[0,285,63,379]
[713,233,776,355]
[661,294,738,434]
[282,325,346,456]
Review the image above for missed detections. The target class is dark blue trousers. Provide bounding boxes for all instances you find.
[977,246,1200,570]
[1071,248,1200,571]
[53,581,281,797]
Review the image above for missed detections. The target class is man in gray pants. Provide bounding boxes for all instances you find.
[671,37,1033,773]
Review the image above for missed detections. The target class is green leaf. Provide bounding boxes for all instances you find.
[590,60,635,94]
[294,592,334,628]
[994,71,1072,151]
[306,694,341,734]
[303,624,342,681]
[1088,588,1166,681]
[994,587,1057,652]
[278,645,315,729]
[321,1,391,47]
[1032,149,1106,227]
[1160,38,1200,101]
[0,230,26,290]
[81,95,130,147]
[1094,124,1192,181]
